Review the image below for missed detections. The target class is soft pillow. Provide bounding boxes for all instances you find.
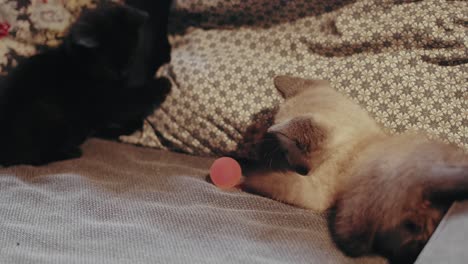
[121,0,467,158]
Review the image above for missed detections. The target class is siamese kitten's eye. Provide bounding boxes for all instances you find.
[294,165,310,176]
[295,141,308,152]
[403,220,421,234]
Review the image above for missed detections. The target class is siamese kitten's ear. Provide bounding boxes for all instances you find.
[266,117,325,175]
[426,165,468,204]
[274,75,330,98]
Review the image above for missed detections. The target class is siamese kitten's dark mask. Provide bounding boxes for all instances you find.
[257,77,329,176]
[259,117,322,175]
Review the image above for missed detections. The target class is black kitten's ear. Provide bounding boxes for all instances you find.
[426,165,468,203]
[266,117,324,175]
[274,75,330,99]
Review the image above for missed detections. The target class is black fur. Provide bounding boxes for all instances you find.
[0,1,172,166]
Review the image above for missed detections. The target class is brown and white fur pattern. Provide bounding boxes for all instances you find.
[243,76,468,264]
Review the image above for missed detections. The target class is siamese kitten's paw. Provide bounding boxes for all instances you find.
[243,170,332,211]
[243,171,289,200]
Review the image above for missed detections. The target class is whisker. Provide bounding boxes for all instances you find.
[263,145,280,159]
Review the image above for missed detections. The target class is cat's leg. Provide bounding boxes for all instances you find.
[39,146,82,165]
[1,102,86,166]
[242,170,333,212]
[139,77,171,109]
[125,0,171,84]
[119,76,170,118]
[33,111,87,165]
[95,77,171,138]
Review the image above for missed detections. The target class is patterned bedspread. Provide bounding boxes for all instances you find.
[123,0,468,158]
[0,0,466,158]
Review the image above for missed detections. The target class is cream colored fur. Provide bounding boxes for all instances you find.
[243,76,453,211]
[243,76,468,262]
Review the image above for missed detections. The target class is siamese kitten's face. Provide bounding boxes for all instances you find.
[329,138,468,264]
[258,116,324,175]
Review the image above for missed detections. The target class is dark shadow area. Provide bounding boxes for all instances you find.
[168,0,357,34]
[303,33,465,64]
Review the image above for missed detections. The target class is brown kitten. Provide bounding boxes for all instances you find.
[243,76,468,264]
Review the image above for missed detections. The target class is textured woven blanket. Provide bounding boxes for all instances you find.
[0,139,386,264]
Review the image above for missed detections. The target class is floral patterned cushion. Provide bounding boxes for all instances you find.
[1,0,466,159]
[121,0,467,158]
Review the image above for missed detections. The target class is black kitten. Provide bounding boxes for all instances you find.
[0,2,171,166]
[124,0,172,87]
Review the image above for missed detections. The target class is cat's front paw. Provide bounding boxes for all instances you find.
[144,77,171,104]
[242,168,331,211]
[153,77,171,97]
[242,170,300,206]
[62,147,83,160]
[143,77,171,102]
[42,147,83,164]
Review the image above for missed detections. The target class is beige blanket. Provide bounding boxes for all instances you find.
[0,139,386,263]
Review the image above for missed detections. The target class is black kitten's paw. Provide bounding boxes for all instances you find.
[155,77,171,95]
[62,147,83,160]
[147,77,171,102]
[39,146,83,165]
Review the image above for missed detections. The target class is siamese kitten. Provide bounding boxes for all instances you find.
[243,76,468,264]
[0,2,171,166]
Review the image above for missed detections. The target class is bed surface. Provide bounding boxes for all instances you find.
[416,201,468,264]
[0,0,466,263]
[0,139,386,264]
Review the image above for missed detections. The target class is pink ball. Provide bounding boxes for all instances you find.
[209,157,242,189]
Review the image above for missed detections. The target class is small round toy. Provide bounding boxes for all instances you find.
[209,157,242,189]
